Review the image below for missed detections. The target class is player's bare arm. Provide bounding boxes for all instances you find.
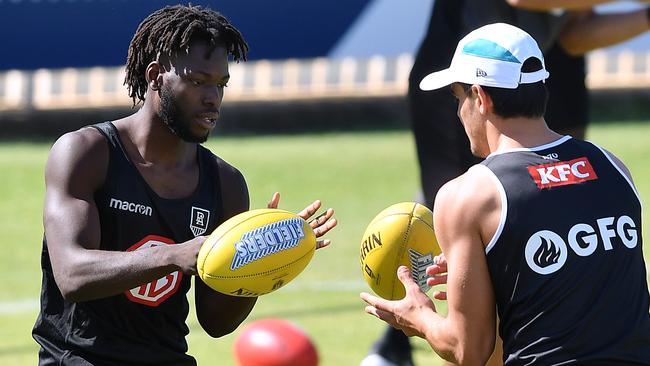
[194,159,257,337]
[429,166,500,364]
[44,128,203,302]
[559,8,650,56]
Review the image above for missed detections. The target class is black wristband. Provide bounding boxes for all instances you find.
[646,7,650,25]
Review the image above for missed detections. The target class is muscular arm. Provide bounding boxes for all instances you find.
[559,9,650,56]
[424,168,499,365]
[44,129,199,302]
[194,160,257,338]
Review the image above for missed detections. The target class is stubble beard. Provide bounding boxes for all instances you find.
[158,86,209,144]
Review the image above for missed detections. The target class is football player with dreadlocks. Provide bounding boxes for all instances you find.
[32,5,336,365]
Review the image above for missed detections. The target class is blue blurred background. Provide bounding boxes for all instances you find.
[1,0,649,71]
[0,0,648,139]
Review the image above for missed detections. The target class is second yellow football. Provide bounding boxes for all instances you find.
[360,202,441,300]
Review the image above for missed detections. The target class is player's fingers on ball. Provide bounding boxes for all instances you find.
[433,291,447,300]
[426,264,441,276]
[434,253,447,266]
[432,261,447,272]
[396,266,417,289]
[426,274,447,287]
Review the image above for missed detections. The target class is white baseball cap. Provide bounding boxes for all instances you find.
[419,23,550,91]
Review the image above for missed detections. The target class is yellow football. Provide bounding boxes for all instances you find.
[197,209,317,297]
[360,202,441,300]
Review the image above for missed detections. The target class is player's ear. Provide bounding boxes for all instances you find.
[145,61,163,91]
[473,85,492,115]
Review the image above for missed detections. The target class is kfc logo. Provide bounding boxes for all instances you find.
[124,235,182,307]
[528,157,597,189]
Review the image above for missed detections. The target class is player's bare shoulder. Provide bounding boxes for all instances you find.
[436,166,499,214]
[433,165,502,248]
[45,126,109,193]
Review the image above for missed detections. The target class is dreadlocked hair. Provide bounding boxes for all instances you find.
[124,4,248,105]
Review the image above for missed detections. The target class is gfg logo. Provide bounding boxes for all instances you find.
[125,235,183,306]
[525,215,638,275]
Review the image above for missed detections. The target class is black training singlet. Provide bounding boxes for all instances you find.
[33,122,224,365]
[482,136,650,365]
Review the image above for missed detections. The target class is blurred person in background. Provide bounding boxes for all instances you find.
[361,1,650,366]
[32,4,336,365]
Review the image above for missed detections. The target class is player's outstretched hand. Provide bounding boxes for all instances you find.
[427,253,448,300]
[267,192,337,249]
[360,266,436,338]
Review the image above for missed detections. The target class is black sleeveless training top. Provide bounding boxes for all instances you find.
[481,136,650,365]
[33,122,224,365]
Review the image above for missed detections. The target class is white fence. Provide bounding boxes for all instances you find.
[1,51,649,112]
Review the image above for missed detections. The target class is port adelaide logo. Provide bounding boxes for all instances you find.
[190,206,210,236]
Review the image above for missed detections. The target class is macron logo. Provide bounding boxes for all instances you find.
[109,198,153,216]
[528,157,598,189]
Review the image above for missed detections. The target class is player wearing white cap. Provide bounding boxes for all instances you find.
[361,23,650,365]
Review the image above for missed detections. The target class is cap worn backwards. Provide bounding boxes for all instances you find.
[419,23,550,91]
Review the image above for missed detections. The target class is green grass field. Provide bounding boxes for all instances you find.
[1,121,649,365]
